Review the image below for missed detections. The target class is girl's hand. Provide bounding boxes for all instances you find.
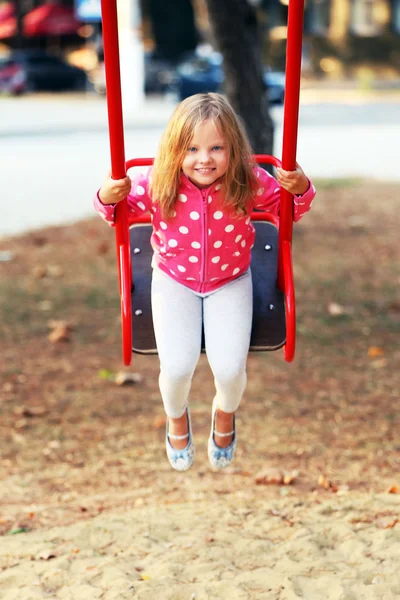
[276,163,309,196]
[99,171,132,205]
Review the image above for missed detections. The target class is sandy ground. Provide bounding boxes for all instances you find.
[1,491,399,599]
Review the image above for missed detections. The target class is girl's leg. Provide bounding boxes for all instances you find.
[203,270,253,446]
[151,269,202,424]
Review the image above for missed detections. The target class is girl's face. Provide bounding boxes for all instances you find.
[182,119,229,189]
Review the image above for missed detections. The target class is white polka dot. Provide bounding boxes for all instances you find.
[160,221,167,230]
[225,224,234,232]
[179,226,189,234]
[233,251,240,257]
[257,187,265,196]
[221,264,229,271]
[171,210,176,217]
[177,265,186,272]
[235,234,242,243]
[245,217,251,225]
[191,241,201,249]
[208,229,212,236]
[136,185,145,195]
[179,194,187,202]
[186,277,195,281]
[208,196,212,204]
[190,211,200,220]
[215,184,222,191]
[233,268,240,275]
[274,187,280,193]
[170,270,176,276]
[241,240,246,248]
[189,256,198,263]
[214,241,222,248]
[213,211,223,220]
[210,278,219,281]
[211,256,220,263]
[256,171,260,178]
[168,239,178,248]
[137,201,146,211]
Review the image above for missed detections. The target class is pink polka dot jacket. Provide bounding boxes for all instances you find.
[94,167,316,294]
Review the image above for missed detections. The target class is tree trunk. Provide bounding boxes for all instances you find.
[205,0,274,156]
[146,0,198,61]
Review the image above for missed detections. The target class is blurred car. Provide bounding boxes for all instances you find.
[91,52,176,96]
[0,50,88,95]
[171,48,285,104]
[144,52,177,95]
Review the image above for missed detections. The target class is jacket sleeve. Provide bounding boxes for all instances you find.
[253,166,316,223]
[93,168,153,227]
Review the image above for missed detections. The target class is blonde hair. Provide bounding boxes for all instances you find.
[149,93,257,218]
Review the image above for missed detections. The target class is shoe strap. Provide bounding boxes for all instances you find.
[214,429,235,437]
[168,432,189,441]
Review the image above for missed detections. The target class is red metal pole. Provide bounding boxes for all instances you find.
[278,0,305,285]
[277,0,305,362]
[100,0,132,365]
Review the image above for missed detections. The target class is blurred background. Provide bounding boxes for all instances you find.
[1,0,400,236]
[1,0,400,96]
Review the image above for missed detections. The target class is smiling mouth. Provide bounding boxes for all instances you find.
[195,168,215,174]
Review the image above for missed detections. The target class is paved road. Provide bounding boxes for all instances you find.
[1,90,399,238]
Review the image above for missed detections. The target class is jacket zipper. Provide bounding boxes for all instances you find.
[200,188,208,292]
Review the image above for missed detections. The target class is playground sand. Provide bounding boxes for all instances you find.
[0,489,399,599]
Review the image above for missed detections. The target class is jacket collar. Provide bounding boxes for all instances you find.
[180,172,222,195]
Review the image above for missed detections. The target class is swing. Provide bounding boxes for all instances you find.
[100,0,305,366]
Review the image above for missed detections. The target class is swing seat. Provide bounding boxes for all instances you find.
[129,218,286,354]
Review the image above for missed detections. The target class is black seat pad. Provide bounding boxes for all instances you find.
[130,222,285,354]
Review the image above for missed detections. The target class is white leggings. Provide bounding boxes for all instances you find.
[151,268,253,418]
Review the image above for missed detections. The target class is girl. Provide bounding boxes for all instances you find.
[94,93,316,472]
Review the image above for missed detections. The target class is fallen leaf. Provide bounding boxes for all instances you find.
[114,371,143,385]
[387,485,400,494]
[318,474,338,492]
[48,320,73,343]
[98,369,114,380]
[6,527,30,535]
[32,265,47,278]
[13,406,47,418]
[377,517,398,529]
[327,302,345,316]
[283,470,299,485]
[368,346,384,358]
[36,550,57,560]
[255,468,283,485]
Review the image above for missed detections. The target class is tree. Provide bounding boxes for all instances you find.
[205,0,274,156]
[143,0,198,61]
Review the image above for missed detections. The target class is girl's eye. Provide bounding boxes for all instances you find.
[212,145,222,151]
[188,147,197,152]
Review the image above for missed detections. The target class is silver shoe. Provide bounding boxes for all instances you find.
[208,401,236,469]
[165,408,195,471]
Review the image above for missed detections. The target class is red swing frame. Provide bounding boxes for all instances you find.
[100,0,305,366]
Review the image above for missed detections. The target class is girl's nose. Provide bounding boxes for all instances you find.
[198,150,210,163]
